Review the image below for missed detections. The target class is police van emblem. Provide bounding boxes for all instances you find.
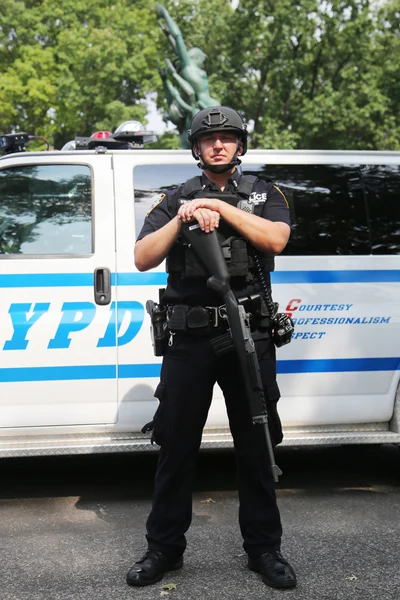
[146,193,166,216]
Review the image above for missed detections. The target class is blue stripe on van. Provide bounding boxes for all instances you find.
[116,270,400,285]
[0,270,399,287]
[272,270,400,284]
[0,273,166,288]
[0,365,117,382]
[276,357,400,374]
[116,273,168,286]
[118,364,162,378]
[0,357,398,383]
[0,273,95,288]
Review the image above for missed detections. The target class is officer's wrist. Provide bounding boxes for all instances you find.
[215,198,226,215]
[175,215,184,228]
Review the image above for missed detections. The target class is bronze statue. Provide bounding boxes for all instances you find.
[157,61,198,149]
[156,3,219,148]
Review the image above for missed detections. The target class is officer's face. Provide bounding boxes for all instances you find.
[197,132,241,166]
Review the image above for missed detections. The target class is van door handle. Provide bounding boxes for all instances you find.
[94,267,111,305]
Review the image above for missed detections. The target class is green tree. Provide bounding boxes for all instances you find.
[0,0,164,148]
[1,0,399,150]
[148,131,182,149]
[218,0,400,150]
[371,0,400,149]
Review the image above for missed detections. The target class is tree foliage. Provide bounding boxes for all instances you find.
[158,0,400,150]
[0,0,399,150]
[218,0,400,149]
[0,0,164,148]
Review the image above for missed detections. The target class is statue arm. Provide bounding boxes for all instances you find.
[158,20,178,55]
[158,62,193,127]
[172,90,193,115]
[162,77,193,116]
[165,59,196,104]
[156,3,191,68]
[158,62,174,106]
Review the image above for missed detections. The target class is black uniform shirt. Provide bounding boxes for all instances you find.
[137,170,290,306]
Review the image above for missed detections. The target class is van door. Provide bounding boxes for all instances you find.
[244,160,400,427]
[112,153,227,431]
[0,154,118,427]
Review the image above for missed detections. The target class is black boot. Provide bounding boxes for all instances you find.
[126,550,183,587]
[248,551,297,589]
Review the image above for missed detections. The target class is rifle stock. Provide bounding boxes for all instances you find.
[181,223,282,482]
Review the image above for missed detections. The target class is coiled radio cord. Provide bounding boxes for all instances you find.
[252,251,278,318]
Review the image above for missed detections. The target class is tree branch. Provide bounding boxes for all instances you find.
[310,45,323,99]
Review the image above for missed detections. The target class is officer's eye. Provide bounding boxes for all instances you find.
[221,135,236,143]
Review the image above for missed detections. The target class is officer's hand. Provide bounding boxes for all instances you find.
[178,201,217,224]
[179,198,221,219]
[193,208,220,233]
[178,205,220,233]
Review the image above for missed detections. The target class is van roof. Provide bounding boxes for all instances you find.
[2,148,400,164]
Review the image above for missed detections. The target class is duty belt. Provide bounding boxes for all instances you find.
[167,304,228,332]
[166,295,271,334]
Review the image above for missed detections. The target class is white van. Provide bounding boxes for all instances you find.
[0,135,399,457]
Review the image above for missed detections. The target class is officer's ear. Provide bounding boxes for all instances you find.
[193,144,199,159]
[237,140,244,156]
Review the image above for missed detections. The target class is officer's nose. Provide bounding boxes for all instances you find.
[213,137,223,148]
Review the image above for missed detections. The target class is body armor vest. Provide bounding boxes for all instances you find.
[166,175,275,281]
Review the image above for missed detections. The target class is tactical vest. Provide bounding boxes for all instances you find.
[166,175,275,282]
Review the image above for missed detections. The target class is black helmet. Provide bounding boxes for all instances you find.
[187,106,247,173]
[188,106,247,154]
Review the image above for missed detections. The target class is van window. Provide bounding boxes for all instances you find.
[0,164,92,256]
[133,162,399,256]
[245,164,370,255]
[133,164,198,236]
[361,165,400,255]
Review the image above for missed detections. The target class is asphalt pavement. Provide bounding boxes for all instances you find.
[0,444,399,600]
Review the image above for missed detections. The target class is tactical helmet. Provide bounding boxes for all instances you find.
[188,106,248,156]
[187,106,248,173]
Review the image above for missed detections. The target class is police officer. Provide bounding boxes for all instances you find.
[127,106,297,589]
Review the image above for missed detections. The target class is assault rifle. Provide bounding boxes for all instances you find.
[183,191,294,347]
[181,222,282,482]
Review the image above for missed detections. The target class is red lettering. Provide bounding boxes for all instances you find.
[285,298,301,318]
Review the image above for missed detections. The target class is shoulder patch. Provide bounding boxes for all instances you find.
[146,193,166,217]
[273,185,289,207]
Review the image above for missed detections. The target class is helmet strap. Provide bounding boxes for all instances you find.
[195,140,242,174]
[197,158,242,174]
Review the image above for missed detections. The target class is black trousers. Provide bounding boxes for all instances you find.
[146,332,283,559]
